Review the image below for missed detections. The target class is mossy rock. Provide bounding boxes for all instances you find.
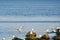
[56,32,60,35]
[12,37,23,40]
[52,36,60,40]
[26,31,36,39]
[39,34,49,40]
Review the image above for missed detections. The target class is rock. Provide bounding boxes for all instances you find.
[12,37,23,40]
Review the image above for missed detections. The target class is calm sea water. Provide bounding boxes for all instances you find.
[0,23,60,40]
[0,0,60,40]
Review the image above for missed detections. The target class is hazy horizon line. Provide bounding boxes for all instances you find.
[0,21,60,23]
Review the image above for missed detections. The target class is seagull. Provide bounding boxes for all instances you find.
[32,28,34,31]
[2,37,6,40]
[30,28,34,34]
[46,29,49,32]
[12,35,16,39]
[51,28,56,32]
[17,26,23,33]
[39,35,42,37]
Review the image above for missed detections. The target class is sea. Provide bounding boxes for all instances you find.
[0,22,60,40]
[0,0,60,40]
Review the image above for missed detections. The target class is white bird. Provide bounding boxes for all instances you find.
[39,35,42,37]
[53,30,56,32]
[2,37,6,40]
[32,28,34,31]
[46,29,49,32]
[30,28,34,34]
[51,28,56,32]
[17,26,23,33]
[12,35,16,39]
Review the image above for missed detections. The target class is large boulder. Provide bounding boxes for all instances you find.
[52,36,60,40]
[39,34,50,40]
[12,37,23,40]
[26,31,36,39]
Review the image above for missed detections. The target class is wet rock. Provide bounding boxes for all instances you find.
[12,37,23,40]
[39,34,50,40]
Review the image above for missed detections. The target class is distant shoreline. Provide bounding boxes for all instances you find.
[0,21,60,23]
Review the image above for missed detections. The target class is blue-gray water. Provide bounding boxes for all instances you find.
[0,0,60,16]
[0,23,60,40]
[0,0,60,40]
